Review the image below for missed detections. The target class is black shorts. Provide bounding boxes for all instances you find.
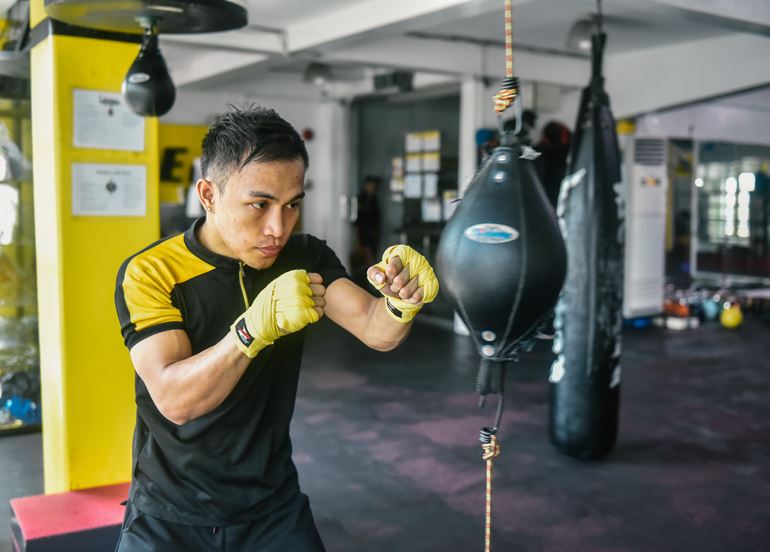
[114,493,326,552]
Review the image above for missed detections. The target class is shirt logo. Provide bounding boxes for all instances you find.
[235,319,254,347]
[463,223,519,244]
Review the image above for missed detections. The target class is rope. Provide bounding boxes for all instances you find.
[481,432,501,552]
[493,0,518,115]
[504,0,513,78]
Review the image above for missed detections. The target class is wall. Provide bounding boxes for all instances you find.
[161,90,352,264]
[158,123,208,204]
[353,91,461,249]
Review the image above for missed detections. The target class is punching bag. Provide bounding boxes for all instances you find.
[437,143,566,362]
[549,30,624,459]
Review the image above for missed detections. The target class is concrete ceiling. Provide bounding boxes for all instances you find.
[243,0,362,28]
[155,0,770,116]
[419,0,731,54]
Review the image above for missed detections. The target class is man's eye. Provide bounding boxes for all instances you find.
[287,201,301,210]
[252,201,268,209]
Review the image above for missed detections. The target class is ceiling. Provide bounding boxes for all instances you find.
[150,0,770,114]
[420,0,731,54]
[243,0,362,28]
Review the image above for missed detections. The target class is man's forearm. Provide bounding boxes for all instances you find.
[156,336,251,425]
[362,297,412,352]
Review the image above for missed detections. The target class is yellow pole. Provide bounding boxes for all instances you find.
[30,3,159,492]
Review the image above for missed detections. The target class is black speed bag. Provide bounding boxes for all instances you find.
[437,146,567,361]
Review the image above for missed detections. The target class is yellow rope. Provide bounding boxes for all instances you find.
[494,88,517,114]
[493,0,518,115]
[481,435,501,552]
[504,0,513,78]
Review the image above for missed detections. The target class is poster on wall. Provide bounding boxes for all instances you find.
[72,163,147,217]
[73,89,145,151]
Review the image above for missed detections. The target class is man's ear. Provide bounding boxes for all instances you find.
[196,178,216,212]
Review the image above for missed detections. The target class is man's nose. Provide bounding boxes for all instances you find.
[263,207,284,238]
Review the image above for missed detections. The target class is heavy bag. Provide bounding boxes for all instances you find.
[437,144,566,361]
[549,32,624,459]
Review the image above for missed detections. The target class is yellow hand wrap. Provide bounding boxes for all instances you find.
[367,245,439,323]
[231,269,319,358]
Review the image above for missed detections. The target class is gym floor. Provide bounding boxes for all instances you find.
[1,317,769,552]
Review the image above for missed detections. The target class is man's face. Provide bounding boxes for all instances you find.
[212,158,305,269]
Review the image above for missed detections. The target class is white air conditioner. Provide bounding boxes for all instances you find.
[623,137,668,318]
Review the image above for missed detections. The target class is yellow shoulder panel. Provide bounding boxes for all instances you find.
[123,234,215,332]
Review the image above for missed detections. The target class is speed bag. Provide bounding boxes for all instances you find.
[437,145,567,361]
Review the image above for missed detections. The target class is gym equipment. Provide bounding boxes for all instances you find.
[44,0,248,117]
[436,1,566,550]
[701,298,720,321]
[549,0,623,460]
[437,146,566,361]
[11,482,129,552]
[122,20,175,117]
[720,304,743,329]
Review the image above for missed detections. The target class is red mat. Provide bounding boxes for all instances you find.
[10,482,129,551]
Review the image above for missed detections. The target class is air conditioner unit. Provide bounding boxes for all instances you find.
[623,137,668,318]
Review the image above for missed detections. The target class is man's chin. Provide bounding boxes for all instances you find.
[244,252,278,270]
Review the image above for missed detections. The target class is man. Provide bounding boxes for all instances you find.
[353,175,381,267]
[114,106,439,551]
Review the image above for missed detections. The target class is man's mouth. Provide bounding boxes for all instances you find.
[257,245,282,257]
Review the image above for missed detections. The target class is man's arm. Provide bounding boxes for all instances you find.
[324,279,411,352]
[129,330,251,425]
[128,271,325,425]
[324,247,438,352]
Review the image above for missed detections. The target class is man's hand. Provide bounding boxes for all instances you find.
[231,270,326,358]
[367,245,439,323]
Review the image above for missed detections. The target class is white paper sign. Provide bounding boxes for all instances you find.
[73,89,145,151]
[72,163,147,217]
[404,173,422,198]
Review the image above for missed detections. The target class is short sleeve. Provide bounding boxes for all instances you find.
[308,236,349,287]
[115,255,185,350]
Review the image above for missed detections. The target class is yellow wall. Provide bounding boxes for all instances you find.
[31,33,159,492]
[158,123,208,204]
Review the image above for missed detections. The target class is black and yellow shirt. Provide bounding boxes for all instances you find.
[115,218,348,526]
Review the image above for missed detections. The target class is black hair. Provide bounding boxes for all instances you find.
[200,105,309,190]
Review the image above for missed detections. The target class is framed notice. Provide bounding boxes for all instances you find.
[72,163,147,217]
[423,173,439,197]
[73,89,145,151]
[421,198,442,222]
[404,173,422,198]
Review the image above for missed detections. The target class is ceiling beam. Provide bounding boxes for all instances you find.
[646,0,770,37]
[162,43,267,88]
[163,0,539,87]
[324,35,589,88]
[605,32,770,118]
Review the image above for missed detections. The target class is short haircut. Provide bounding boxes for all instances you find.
[200,105,309,190]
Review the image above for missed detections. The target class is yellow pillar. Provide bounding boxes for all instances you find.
[30,4,159,492]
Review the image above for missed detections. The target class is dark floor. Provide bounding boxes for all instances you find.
[2,316,769,552]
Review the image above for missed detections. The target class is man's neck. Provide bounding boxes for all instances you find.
[197,217,237,260]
